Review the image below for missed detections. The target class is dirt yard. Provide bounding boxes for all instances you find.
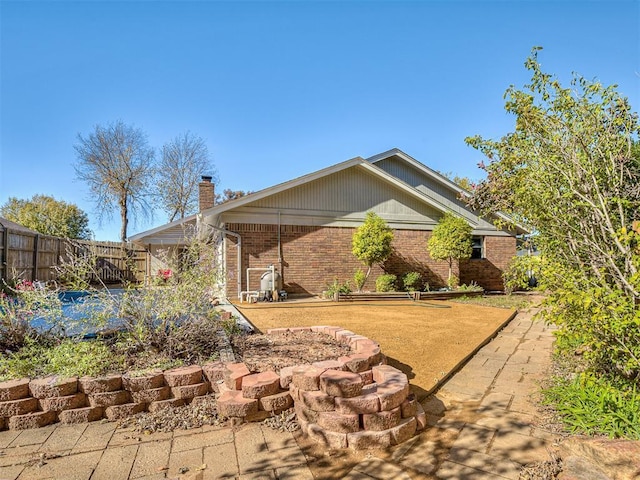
[233,299,516,400]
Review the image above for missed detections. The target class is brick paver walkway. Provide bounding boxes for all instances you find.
[0,308,556,479]
[346,308,558,479]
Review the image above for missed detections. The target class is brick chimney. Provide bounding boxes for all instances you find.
[199,175,215,212]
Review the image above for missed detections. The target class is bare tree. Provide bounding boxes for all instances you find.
[215,188,251,204]
[156,132,216,222]
[74,121,155,242]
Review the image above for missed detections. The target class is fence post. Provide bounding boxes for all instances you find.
[32,234,40,281]
[1,228,7,282]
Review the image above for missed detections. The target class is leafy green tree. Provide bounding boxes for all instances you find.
[352,212,394,284]
[1,195,92,239]
[466,48,640,383]
[438,171,477,191]
[74,121,155,242]
[427,212,472,285]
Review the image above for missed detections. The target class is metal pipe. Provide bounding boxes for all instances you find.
[277,211,283,284]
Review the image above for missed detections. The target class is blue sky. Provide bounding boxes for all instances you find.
[1,0,638,241]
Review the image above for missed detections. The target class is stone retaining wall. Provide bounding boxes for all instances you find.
[215,326,426,450]
[0,363,227,430]
[0,326,425,450]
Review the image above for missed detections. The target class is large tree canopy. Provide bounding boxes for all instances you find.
[74,121,155,242]
[156,131,217,222]
[466,48,640,381]
[1,195,92,239]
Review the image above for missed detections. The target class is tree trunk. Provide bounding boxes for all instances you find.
[120,198,128,243]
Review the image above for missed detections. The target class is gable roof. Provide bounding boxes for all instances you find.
[129,149,526,243]
[367,148,527,233]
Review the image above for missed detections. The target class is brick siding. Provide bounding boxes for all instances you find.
[224,224,515,297]
[460,236,516,291]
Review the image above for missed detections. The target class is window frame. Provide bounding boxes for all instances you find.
[471,235,485,260]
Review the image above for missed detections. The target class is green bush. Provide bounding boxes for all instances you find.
[324,279,351,298]
[457,281,483,292]
[402,271,421,291]
[543,372,640,439]
[353,269,367,292]
[0,338,121,381]
[375,274,397,292]
[503,255,541,294]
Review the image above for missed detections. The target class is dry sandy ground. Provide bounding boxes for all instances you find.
[233,299,515,400]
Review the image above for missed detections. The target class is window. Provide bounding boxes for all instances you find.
[471,236,484,259]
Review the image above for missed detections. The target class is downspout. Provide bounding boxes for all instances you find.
[199,217,242,300]
[278,210,283,283]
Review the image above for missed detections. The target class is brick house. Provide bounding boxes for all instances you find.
[130,149,525,298]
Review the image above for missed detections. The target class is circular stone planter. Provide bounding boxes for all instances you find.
[0,326,425,450]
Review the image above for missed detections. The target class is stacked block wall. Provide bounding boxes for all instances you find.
[0,364,223,430]
[215,326,427,450]
[0,327,426,450]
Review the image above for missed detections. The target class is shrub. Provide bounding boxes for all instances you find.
[0,282,65,353]
[375,274,397,292]
[324,279,351,299]
[353,269,367,292]
[402,271,422,291]
[446,274,459,290]
[503,255,541,294]
[352,212,394,284]
[457,281,483,292]
[0,338,120,381]
[543,372,640,439]
[427,213,472,284]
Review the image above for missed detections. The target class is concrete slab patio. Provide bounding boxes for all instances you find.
[0,307,559,479]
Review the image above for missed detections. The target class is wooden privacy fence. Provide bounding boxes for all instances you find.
[0,227,148,285]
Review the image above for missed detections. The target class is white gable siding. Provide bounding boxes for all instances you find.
[221,166,443,228]
[375,155,501,233]
[137,221,197,245]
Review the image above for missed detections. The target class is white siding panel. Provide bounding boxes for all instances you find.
[141,221,197,245]
[376,156,456,200]
[245,167,441,220]
[376,156,498,231]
